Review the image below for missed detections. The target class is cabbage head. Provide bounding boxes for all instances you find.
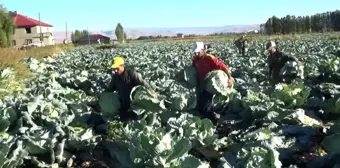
[130,85,165,114]
[99,92,120,116]
[280,61,304,82]
[176,65,197,89]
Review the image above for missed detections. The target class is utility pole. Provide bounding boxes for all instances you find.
[87,27,90,45]
[101,29,103,43]
[65,22,68,42]
[38,12,43,44]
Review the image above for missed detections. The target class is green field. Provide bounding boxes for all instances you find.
[129,32,340,43]
[1,33,340,168]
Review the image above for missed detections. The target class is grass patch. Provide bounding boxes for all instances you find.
[0,44,74,99]
[24,44,74,60]
[328,33,340,40]
[0,44,73,78]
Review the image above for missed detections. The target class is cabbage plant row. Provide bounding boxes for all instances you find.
[1,38,340,168]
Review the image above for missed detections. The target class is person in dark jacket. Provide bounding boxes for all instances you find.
[266,41,303,85]
[106,56,150,121]
[234,35,248,56]
[192,42,233,124]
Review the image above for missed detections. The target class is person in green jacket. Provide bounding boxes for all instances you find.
[266,41,303,85]
[106,56,150,121]
[234,35,248,56]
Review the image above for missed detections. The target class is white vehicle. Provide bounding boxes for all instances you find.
[28,42,45,47]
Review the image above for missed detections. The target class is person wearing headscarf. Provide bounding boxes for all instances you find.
[266,41,303,84]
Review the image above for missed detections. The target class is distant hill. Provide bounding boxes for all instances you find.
[53,24,260,43]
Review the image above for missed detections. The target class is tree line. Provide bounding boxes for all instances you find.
[70,30,89,43]
[136,34,204,40]
[262,10,340,35]
[70,23,127,44]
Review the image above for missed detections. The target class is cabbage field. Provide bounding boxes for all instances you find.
[1,37,340,168]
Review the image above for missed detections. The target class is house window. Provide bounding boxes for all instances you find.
[25,27,31,34]
[25,39,32,45]
[12,40,16,46]
[40,34,44,42]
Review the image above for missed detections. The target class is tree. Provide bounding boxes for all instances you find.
[304,16,311,33]
[264,18,273,34]
[70,29,88,43]
[115,23,126,43]
[0,4,15,47]
[271,16,281,34]
[259,24,265,33]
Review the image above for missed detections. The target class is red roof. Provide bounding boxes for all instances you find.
[13,12,52,27]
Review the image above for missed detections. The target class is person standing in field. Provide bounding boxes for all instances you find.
[266,41,303,85]
[203,43,215,55]
[234,35,248,56]
[105,56,150,121]
[192,42,233,123]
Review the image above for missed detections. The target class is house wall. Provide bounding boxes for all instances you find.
[12,26,54,47]
[99,37,110,44]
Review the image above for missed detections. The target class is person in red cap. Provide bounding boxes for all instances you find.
[192,42,233,123]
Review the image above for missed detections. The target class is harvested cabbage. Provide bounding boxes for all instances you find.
[280,61,304,82]
[98,92,120,116]
[204,70,231,96]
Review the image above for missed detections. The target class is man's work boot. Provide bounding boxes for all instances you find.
[214,112,224,126]
[213,112,221,120]
[206,112,221,125]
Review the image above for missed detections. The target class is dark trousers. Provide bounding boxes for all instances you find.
[196,89,215,121]
[238,47,246,56]
[119,101,138,121]
[87,100,138,126]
